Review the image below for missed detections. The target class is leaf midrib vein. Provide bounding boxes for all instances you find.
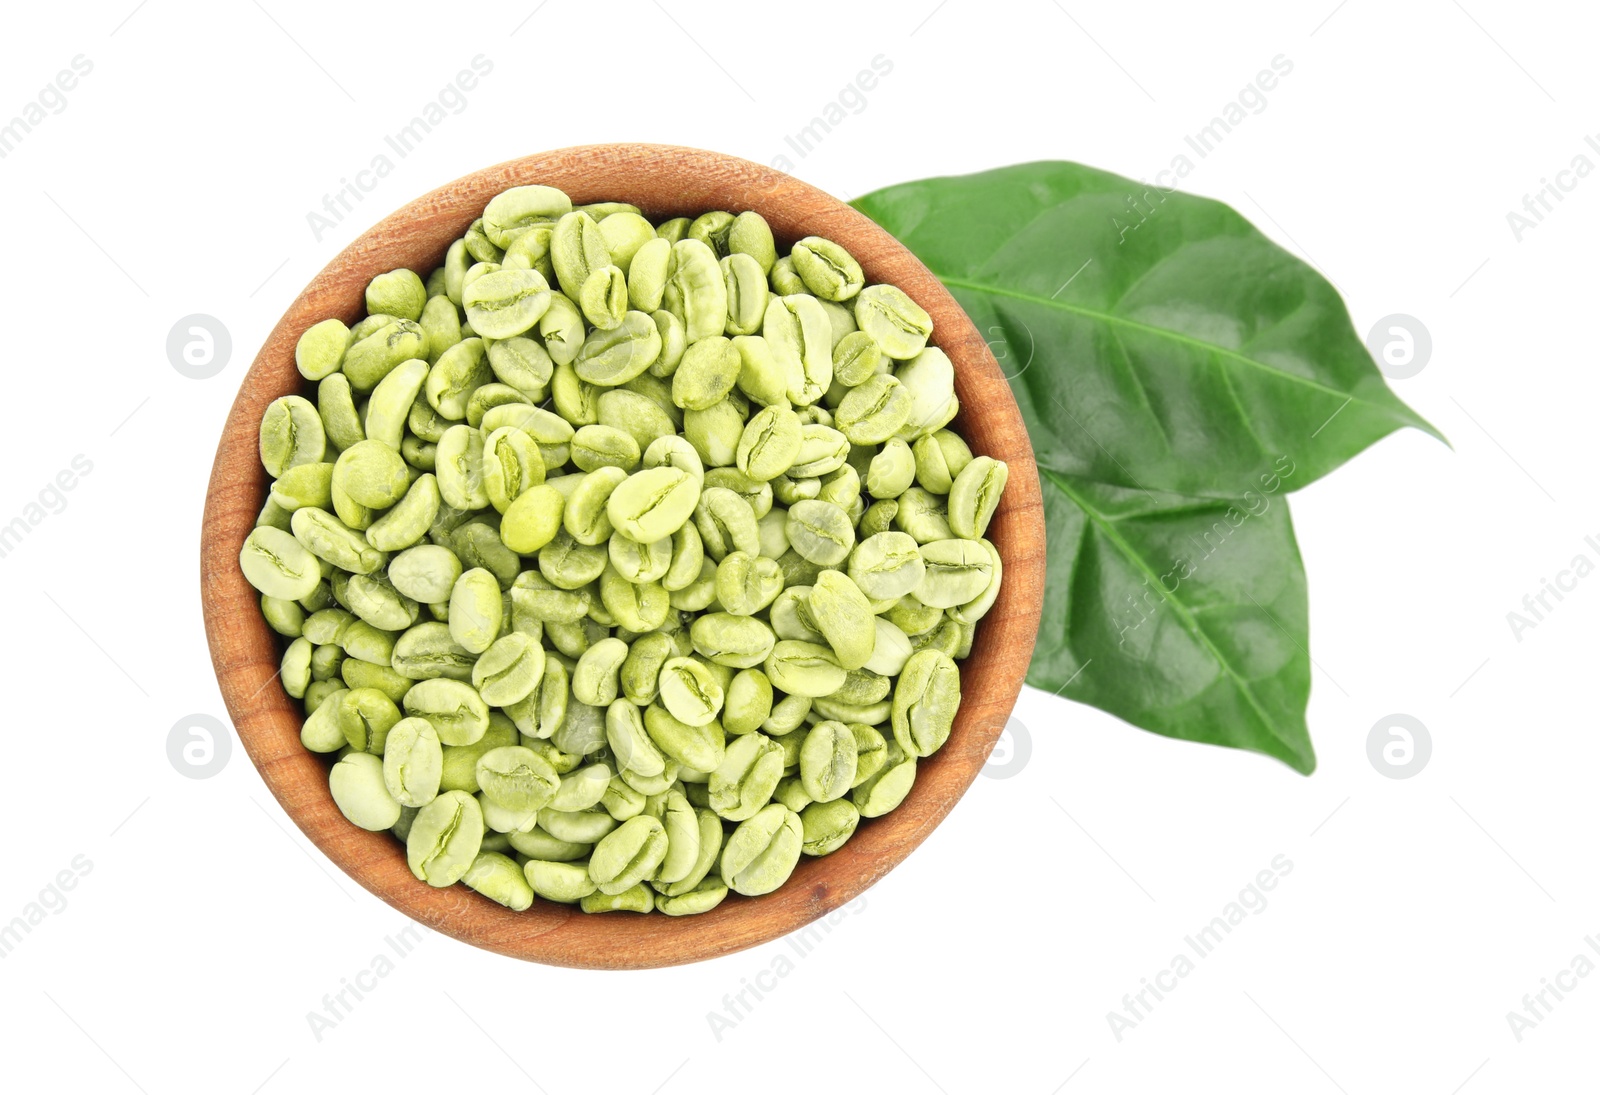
[1041,467,1295,758]
[940,273,1384,412]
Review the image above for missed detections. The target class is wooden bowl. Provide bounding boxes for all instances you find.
[201,144,1045,969]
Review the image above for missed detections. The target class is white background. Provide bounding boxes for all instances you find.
[2,1,1593,1091]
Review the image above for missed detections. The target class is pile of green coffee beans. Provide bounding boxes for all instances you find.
[240,184,1008,917]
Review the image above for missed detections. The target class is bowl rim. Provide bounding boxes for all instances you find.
[201,143,1046,969]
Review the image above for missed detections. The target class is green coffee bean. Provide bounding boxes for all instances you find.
[448,567,503,653]
[481,426,545,514]
[915,538,995,608]
[482,184,570,249]
[786,499,855,566]
[800,720,859,803]
[581,883,655,913]
[722,669,773,736]
[589,815,667,895]
[720,803,803,896]
[383,717,443,807]
[658,656,724,727]
[896,347,959,439]
[462,851,535,911]
[643,703,726,772]
[241,526,323,600]
[524,858,597,903]
[552,210,611,300]
[330,753,403,831]
[463,268,551,341]
[572,636,628,706]
[260,395,326,478]
[344,319,426,392]
[854,283,932,360]
[472,632,545,706]
[894,487,955,543]
[835,373,911,446]
[800,799,860,856]
[392,621,476,681]
[852,740,916,818]
[367,269,427,323]
[890,648,961,759]
[911,430,970,494]
[664,238,727,342]
[808,570,876,671]
[271,463,334,516]
[365,474,440,553]
[507,827,588,862]
[694,487,759,562]
[574,310,663,386]
[564,466,626,545]
[947,456,1008,540]
[292,507,386,575]
[735,403,802,483]
[407,790,484,886]
[296,318,351,381]
[337,686,401,754]
[538,529,608,590]
[572,424,642,473]
[713,551,783,618]
[791,237,864,302]
[435,425,488,511]
[476,745,560,814]
[536,291,585,368]
[709,732,785,821]
[672,336,742,411]
[765,294,833,406]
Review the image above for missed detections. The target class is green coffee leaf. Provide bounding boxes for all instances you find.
[857,162,1441,772]
[854,161,1439,499]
